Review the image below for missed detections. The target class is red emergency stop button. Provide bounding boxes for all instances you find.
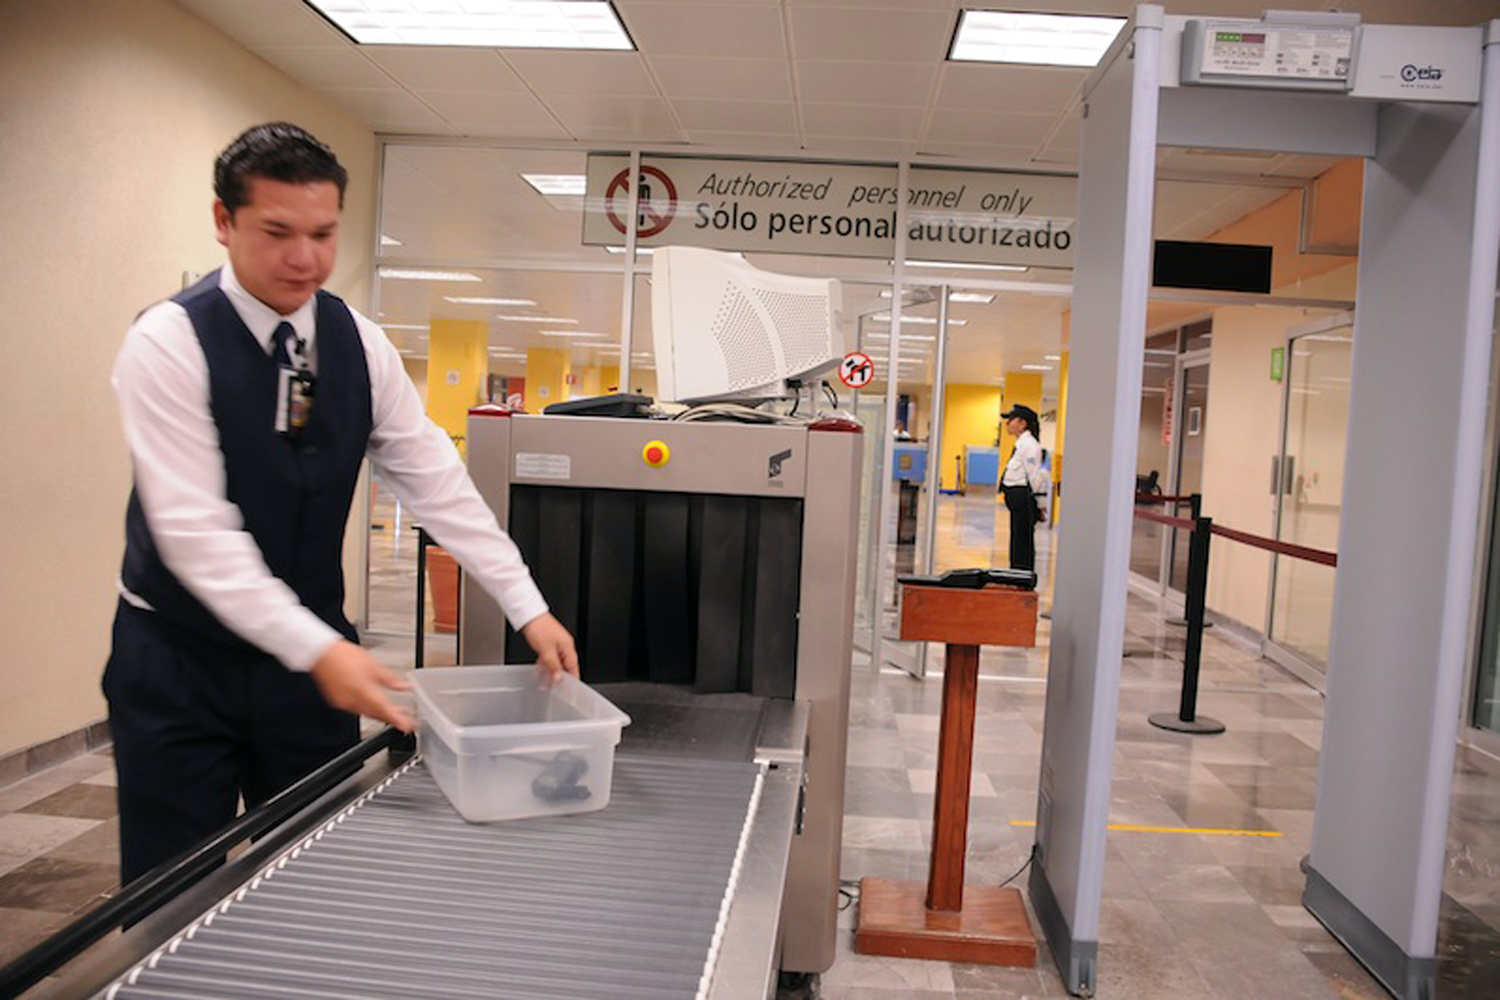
[643,440,670,467]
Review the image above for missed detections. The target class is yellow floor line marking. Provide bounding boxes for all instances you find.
[1008,820,1281,838]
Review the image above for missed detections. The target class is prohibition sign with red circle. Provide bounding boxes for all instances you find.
[604,166,678,238]
[839,351,875,388]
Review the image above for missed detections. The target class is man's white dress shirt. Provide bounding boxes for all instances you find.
[113,265,547,670]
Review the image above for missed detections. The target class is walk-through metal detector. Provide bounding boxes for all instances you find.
[1034,7,1499,997]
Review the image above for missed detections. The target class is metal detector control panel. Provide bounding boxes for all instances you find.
[1182,18,1358,90]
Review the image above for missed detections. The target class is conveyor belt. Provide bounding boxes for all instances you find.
[103,754,764,1000]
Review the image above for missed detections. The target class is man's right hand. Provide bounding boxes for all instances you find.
[310,640,414,732]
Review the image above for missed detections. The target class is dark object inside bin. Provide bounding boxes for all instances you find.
[532,751,591,802]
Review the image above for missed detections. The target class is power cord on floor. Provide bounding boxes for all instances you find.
[838,877,860,911]
[999,849,1034,888]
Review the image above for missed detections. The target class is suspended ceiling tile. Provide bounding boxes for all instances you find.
[361,47,528,92]
[915,141,1041,167]
[1264,154,1347,180]
[801,102,925,140]
[176,0,343,47]
[935,63,1087,112]
[787,6,955,62]
[1155,180,1253,219]
[1288,0,1500,24]
[414,91,570,139]
[565,124,688,145]
[247,45,391,89]
[543,94,681,134]
[1041,114,1082,152]
[503,51,659,97]
[647,56,794,101]
[683,131,804,152]
[801,136,918,158]
[616,3,788,58]
[785,0,955,7]
[671,98,797,133]
[925,108,1056,147]
[1158,146,1288,178]
[794,60,937,107]
[323,88,455,132]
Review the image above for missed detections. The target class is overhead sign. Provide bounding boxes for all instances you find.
[584,155,1077,269]
[839,351,874,388]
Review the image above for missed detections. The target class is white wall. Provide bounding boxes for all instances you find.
[0,0,376,758]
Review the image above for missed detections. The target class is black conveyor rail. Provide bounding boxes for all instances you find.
[0,728,405,999]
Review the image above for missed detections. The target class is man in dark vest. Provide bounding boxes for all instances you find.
[107,122,576,883]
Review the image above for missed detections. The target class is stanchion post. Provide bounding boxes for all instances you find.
[1166,493,1213,630]
[1150,515,1226,735]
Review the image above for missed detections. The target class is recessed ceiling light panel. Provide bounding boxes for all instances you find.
[378,267,481,281]
[445,296,537,306]
[949,10,1126,68]
[521,173,588,196]
[306,1,634,50]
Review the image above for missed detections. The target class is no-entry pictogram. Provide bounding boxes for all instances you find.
[840,351,874,388]
[605,166,678,238]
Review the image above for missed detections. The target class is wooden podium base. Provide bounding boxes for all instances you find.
[855,878,1037,966]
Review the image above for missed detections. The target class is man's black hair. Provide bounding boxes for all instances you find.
[214,122,348,214]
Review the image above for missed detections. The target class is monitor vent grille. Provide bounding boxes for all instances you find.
[753,288,831,375]
[711,283,779,390]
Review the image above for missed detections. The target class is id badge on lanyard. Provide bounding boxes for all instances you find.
[275,366,317,438]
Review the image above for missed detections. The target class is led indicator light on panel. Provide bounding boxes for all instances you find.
[643,440,670,467]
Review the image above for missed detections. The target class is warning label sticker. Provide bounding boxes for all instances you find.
[515,452,572,481]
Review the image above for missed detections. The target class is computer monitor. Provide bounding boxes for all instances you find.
[651,246,844,404]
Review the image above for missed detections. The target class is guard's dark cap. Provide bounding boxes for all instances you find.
[1001,404,1037,421]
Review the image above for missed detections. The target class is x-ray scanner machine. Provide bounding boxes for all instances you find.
[1040,7,1499,998]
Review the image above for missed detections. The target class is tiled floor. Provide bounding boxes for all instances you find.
[3,501,1499,997]
[819,582,1500,999]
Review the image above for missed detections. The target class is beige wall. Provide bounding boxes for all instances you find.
[0,0,377,758]
[1199,266,1357,630]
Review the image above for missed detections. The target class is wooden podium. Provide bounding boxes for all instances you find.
[855,582,1039,966]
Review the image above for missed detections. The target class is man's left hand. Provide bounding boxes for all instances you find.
[521,613,579,680]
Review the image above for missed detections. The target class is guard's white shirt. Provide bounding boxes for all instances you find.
[1001,430,1047,494]
[113,265,548,671]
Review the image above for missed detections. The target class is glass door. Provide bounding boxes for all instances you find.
[1265,319,1353,686]
[1131,333,1177,587]
[872,287,946,678]
[852,301,888,656]
[1167,355,1211,596]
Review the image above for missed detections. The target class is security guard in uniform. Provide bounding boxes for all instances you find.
[106,123,576,883]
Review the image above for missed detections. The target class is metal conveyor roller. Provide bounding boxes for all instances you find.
[103,755,763,1000]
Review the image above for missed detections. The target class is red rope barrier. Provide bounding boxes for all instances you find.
[1132,508,1196,531]
[1134,493,1197,505]
[1133,497,1337,566]
[1209,523,1338,567]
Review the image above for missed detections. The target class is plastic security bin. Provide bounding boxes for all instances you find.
[413,664,631,822]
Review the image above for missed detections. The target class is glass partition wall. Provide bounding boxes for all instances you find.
[365,142,1073,677]
[1264,321,1352,684]
[367,145,629,658]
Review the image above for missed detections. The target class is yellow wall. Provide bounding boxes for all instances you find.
[426,320,488,456]
[576,364,621,397]
[938,385,1002,492]
[999,372,1043,465]
[526,348,572,410]
[0,0,376,759]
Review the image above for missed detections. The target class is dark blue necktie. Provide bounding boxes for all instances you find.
[271,322,296,367]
